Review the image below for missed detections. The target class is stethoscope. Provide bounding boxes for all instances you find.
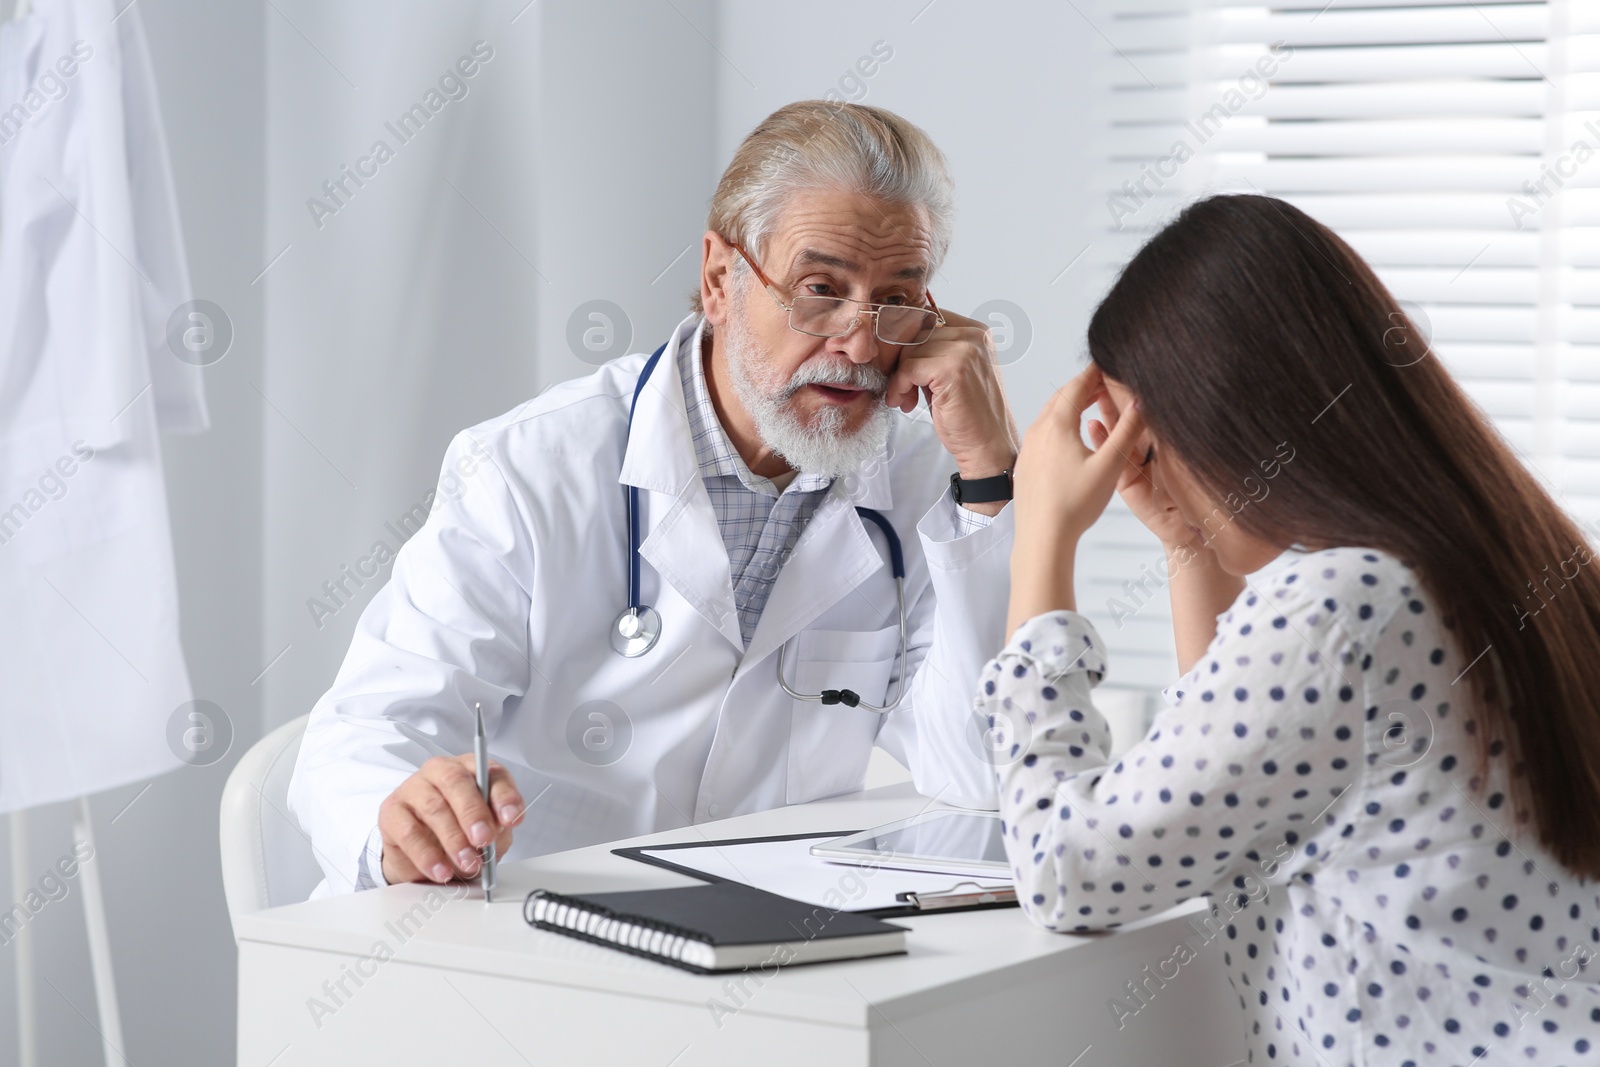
[610,341,909,713]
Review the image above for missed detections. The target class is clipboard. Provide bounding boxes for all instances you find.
[613,831,1018,919]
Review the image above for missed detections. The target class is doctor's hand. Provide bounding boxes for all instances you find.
[378,755,525,886]
[1006,365,1144,638]
[884,310,1019,515]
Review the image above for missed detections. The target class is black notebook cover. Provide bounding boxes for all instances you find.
[524,881,907,973]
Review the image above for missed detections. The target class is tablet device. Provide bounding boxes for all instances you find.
[808,810,1011,876]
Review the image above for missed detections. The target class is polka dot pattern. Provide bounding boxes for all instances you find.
[976,547,1600,1065]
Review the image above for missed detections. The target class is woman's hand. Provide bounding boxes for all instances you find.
[1086,386,1195,552]
[1007,365,1145,638]
[1016,365,1147,544]
[1089,386,1243,673]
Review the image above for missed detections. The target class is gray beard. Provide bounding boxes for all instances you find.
[719,298,893,481]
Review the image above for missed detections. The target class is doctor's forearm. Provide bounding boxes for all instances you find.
[911,598,1010,804]
[906,649,1001,808]
[898,492,1015,808]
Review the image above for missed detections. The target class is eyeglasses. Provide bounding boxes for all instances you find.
[730,241,946,346]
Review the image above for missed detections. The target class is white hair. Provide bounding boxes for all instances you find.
[693,101,955,314]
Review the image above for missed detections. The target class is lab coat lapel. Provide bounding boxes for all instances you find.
[619,319,743,651]
[735,441,897,676]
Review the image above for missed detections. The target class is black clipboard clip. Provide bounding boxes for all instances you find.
[895,880,1017,912]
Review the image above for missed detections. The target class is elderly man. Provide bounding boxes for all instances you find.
[288,101,1018,895]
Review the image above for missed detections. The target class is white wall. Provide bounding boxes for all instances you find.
[260,0,724,733]
[262,1,540,731]
[534,0,719,388]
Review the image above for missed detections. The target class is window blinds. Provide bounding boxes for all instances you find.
[1077,0,1600,690]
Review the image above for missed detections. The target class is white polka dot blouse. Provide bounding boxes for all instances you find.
[977,546,1598,1066]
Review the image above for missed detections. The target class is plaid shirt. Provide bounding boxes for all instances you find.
[676,321,990,648]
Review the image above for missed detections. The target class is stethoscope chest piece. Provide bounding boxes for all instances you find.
[611,605,662,658]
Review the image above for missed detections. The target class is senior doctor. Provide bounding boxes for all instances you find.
[289,101,1019,895]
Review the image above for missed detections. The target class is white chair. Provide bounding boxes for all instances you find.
[219,713,324,926]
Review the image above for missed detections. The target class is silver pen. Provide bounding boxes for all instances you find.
[474,702,496,902]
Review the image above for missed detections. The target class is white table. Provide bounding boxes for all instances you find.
[236,783,1246,1066]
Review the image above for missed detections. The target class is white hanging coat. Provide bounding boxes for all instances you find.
[290,314,1012,896]
[0,0,207,813]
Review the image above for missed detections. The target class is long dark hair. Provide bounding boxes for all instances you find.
[1088,193,1600,877]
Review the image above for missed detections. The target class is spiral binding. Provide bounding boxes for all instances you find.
[524,888,719,971]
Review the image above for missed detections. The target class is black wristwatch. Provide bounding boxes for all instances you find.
[950,468,1013,505]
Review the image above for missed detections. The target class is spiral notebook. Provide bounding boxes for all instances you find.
[523,881,908,974]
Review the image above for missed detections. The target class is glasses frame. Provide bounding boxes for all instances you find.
[729,240,946,346]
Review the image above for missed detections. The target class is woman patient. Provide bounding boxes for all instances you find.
[983,193,1599,1065]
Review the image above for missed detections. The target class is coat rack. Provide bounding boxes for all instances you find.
[9,802,124,1067]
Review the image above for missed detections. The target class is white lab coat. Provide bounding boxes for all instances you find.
[289,314,1012,896]
[0,0,206,813]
